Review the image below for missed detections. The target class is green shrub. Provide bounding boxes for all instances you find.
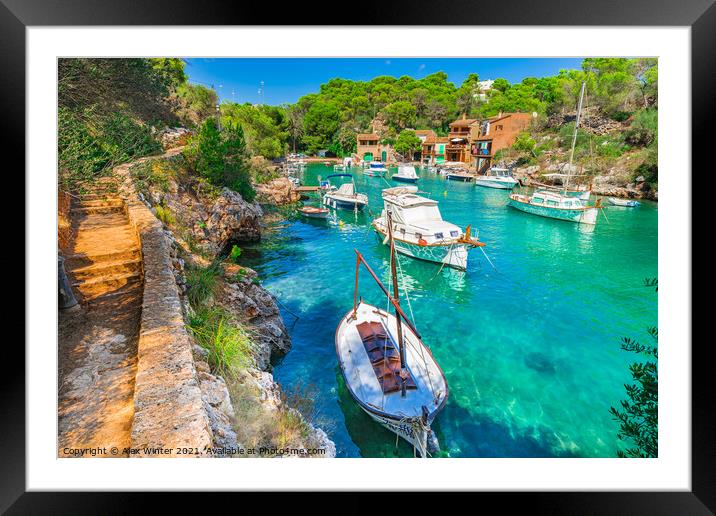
[58,106,162,191]
[130,157,180,194]
[229,245,242,263]
[624,108,657,147]
[595,137,628,158]
[154,204,175,226]
[184,118,256,202]
[188,306,252,378]
[185,262,221,307]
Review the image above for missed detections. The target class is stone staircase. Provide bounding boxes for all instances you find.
[65,196,143,302]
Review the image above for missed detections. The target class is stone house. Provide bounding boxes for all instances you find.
[470,112,535,172]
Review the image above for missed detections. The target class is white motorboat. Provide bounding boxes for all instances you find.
[371,186,485,270]
[607,197,641,207]
[365,161,388,177]
[335,224,448,457]
[392,165,419,183]
[322,174,369,211]
[474,167,519,190]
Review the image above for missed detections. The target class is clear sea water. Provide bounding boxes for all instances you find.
[238,163,658,458]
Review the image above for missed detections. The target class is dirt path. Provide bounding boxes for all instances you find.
[58,196,143,457]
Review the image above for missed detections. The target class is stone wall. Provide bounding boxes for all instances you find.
[116,159,214,456]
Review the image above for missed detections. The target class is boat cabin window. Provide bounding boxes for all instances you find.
[533,197,544,204]
[546,199,558,207]
[434,232,444,239]
[415,233,422,240]
[450,230,459,237]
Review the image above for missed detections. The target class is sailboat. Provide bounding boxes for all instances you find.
[371,186,485,270]
[335,213,449,457]
[508,82,601,225]
[322,174,369,211]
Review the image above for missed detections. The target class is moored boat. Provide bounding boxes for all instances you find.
[322,174,368,211]
[392,165,419,183]
[335,223,448,457]
[508,190,600,225]
[474,167,519,190]
[298,205,330,219]
[607,197,641,207]
[371,186,485,270]
[507,82,601,226]
[445,170,475,182]
[365,161,388,177]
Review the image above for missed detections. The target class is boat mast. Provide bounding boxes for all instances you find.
[386,211,408,397]
[565,81,586,192]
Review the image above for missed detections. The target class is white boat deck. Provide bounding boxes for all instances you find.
[336,302,447,418]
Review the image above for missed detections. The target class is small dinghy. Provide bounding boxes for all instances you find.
[299,206,330,219]
[392,165,419,183]
[607,197,641,207]
[335,217,448,457]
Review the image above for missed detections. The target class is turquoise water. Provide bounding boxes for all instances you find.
[239,164,658,458]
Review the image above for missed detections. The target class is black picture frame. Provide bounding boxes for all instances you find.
[4,0,710,512]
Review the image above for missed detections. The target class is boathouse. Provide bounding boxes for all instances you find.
[421,135,449,165]
[447,115,478,163]
[356,133,381,162]
[470,112,534,173]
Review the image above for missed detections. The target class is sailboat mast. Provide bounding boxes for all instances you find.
[386,212,408,397]
[566,81,586,191]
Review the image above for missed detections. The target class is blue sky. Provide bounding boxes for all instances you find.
[183,58,584,106]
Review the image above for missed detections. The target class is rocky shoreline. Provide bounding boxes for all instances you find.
[512,164,657,201]
[134,155,335,457]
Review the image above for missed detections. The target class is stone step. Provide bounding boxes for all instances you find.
[65,247,141,269]
[71,205,125,216]
[70,256,143,281]
[72,216,132,233]
[76,198,124,208]
[72,270,142,300]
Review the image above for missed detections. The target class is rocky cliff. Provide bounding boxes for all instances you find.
[135,154,335,457]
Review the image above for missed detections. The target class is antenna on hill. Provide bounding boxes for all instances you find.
[258,80,265,105]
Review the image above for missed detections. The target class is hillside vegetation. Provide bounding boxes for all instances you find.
[58,58,658,193]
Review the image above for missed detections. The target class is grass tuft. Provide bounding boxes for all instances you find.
[188,306,252,379]
[185,262,221,307]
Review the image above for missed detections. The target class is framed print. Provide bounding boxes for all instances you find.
[5,0,713,512]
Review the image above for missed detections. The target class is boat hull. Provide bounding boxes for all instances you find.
[392,176,418,183]
[446,174,474,182]
[508,198,599,225]
[299,210,329,219]
[373,227,469,270]
[323,195,367,211]
[608,197,640,207]
[474,178,517,190]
